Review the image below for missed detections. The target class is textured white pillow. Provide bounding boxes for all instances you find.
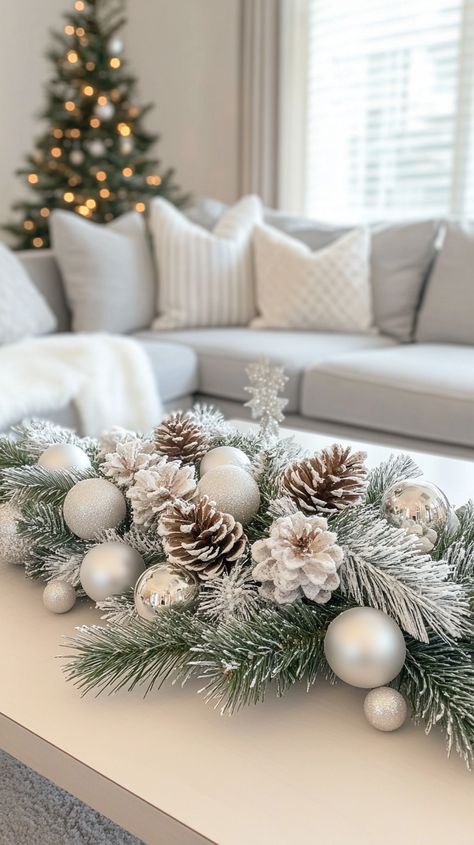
[0,243,57,344]
[253,223,374,332]
[151,195,262,329]
[50,210,155,333]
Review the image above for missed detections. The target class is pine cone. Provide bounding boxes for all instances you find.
[280,444,367,516]
[158,496,247,580]
[154,412,209,466]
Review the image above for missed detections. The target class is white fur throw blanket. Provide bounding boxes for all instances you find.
[0,333,163,435]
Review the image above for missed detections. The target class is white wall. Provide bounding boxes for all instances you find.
[0,0,241,234]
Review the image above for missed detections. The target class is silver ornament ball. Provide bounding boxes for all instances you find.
[200,446,251,477]
[38,443,91,472]
[381,480,450,551]
[324,607,406,689]
[43,580,77,614]
[108,36,123,54]
[119,136,133,155]
[94,101,115,121]
[63,478,127,540]
[0,502,29,566]
[69,148,84,165]
[134,563,199,620]
[80,541,145,602]
[88,139,106,157]
[196,465,261,524]
[363,687,408,732]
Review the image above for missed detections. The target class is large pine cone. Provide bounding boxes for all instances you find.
[280,443,367,516]
[154,411,209,466]
[158,496,247,579]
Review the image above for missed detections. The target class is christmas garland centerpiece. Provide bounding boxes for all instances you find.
[0,361,473,768]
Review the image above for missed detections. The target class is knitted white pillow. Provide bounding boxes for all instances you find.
[0,243,57,344]
[151,195,262,329]
[253,223,374,332]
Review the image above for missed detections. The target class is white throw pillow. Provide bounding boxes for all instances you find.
[0,243,57,344]
[151,195,262,329]
[253,223,374,332]
[50,210,155,333]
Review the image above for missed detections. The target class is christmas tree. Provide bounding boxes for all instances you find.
[4,0,187,250]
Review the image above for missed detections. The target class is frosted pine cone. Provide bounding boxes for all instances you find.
[127,459,196,527]
[154,411,209,466]
[252,512,343,604]
[98,426,138,459]
[101,438,159,487]
[281,444,367,516]
[158,495,247,579]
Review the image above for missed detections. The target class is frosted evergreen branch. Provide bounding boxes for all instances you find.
[336,506,471,642]
[0,437,34,473]
[42,551,85,588]
[96,592,137,625]
[98,525,165,566]
[19,502,87,580]
[366,453,421,505]
[198,560,262,623]
[0,464,95,508]
[12,419,97,459]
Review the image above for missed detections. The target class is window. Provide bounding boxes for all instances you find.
[279,0,474,222]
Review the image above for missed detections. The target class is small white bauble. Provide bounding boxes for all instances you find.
[69,148,84,166]
[43,580,77,614]
[363,687,408,732]
[196,465,260,524]
[94,101,115,121]
[80,541,145,602]
[63,478,127,540]
[38,444,91,472]
[200,446,251,477]
[134,563,199,620]
[87,139,106,157]
[324,607,406,689]
[108,36,123,54]
[119,136,133,154]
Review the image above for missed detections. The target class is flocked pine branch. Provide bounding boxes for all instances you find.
[19,502,87,580]
[98,525,165,566]
[0,437,34,475]
[366,453,422,505]
[198,560,262,623]
[96,592,137,625]
[0,464,95,508]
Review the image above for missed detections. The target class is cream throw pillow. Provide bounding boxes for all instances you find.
[0,243,57,344]
[253,223,373,332]
[151,195,262,329]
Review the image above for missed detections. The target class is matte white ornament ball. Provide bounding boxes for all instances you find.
[69,148,84,165]
[108,36,123,54]
[200,446,251,477]
[363,687,408,732]
[63,478,127,540]
[38,444,91,472]
[324,607,406,689]
[196,465,260,524]
[134,563,199,620]
[80,541,145,602]
[43,580,77,614]
[87,139,106,157]
[94,101,115,121]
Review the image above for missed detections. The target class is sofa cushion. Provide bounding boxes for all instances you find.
[133,338,198,403]
[17,249,71,332]
[301,345,474,448]
[137,329,397,412]
[0,243,57,344]
[415,223,474,345]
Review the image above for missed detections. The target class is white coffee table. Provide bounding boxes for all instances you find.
[0,422,472,845]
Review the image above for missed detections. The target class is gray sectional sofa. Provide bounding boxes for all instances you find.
[16,206,474,460]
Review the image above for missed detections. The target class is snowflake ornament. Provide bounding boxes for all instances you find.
[244,358,289,441]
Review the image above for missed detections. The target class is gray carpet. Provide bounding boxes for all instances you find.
[0,750,143,845]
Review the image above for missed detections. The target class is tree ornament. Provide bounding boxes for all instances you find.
[0,502,30,566]
[363,687,408,732]
[196,465,260,525]
[87,139,106,157]
[154,411,209,466]
[127,459,196,527]
[119,136,133,155]
[80,541,145,602]
[324,607,406,689]
[281,444,368,517]
[43,580,76,614]
[100,437,158,487]
[244,358,289,440]
[381,480,450,553]
[94,101,115,121]
[200,446,250,477]
[252,512,343,604]
[134,563,198,620]
[107,36,123,54]
[158,495,246,580]
[69,148,84,166]
[38,443,91,471]
[63,478,127,540]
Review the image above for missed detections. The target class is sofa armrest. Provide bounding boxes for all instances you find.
[17,249,70,332]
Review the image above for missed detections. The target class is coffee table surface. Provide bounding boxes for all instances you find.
[0,421,472,845]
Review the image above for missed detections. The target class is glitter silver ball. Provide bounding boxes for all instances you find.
[200,446,251,477]
[80,541,145,602]
[69,149,84,165]
[63,478,127,540]
[381,480,450,551]
[87,139,106,157]
[363,687,408,732]
[324,607,406,689]
[134,563,199,620]
[0,502,29,565]
[94,101,115,121]
[43,580,77,614]
[38,444,91,472]
[196,465,261,524]
[119,137,133,155]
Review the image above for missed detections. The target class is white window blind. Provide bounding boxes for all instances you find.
[286,0,474,222]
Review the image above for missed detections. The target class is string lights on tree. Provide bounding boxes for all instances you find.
[4,0,187,249]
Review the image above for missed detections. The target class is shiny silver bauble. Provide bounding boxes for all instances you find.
[381,480,450,552]
[38,444,91,472]
[43,580,77,614]
[363,687,408,732]
[199,446,251,477]
[134,563,199,620]
[324,607,406,689]
[63,478,127,540]
[80,541,145,602]
[196,465,260,524]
